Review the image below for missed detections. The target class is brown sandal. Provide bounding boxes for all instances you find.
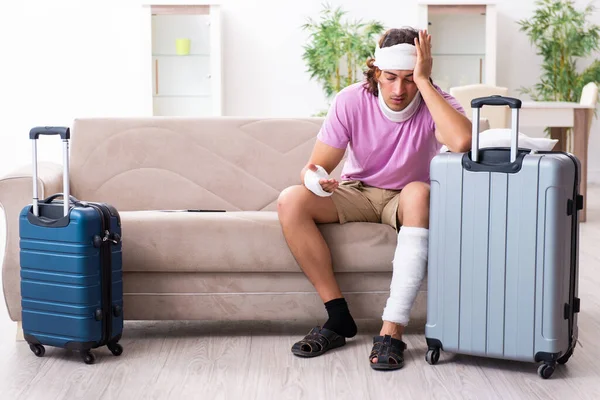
[291,326,346,358]
[369,335,406,370]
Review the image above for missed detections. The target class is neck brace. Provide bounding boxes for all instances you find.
[377,83,422,123]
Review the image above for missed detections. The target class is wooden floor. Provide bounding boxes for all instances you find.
[2,187,600,400]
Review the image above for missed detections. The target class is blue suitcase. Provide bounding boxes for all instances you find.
[19,127,124,364]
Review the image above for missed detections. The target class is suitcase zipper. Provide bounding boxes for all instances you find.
[564,154,581,351]
[89,203,114,347]
[97,203,115,347]
[538,151,580,351]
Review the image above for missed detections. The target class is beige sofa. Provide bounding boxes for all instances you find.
[1,117,436,333]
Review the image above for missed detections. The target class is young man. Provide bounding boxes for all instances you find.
[277,27,471,370]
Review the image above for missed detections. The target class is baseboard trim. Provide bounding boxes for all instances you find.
[121,291,428,321]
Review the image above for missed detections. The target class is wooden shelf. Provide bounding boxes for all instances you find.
[150,4,222,117]
[153,94,211,98]
[433,53,486,57]
[151,5,210,15]
[419,2,497,89]
[152,54,209,57]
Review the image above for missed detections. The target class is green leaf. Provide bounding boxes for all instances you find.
[518,0,600,148]
[300,3,384,100]
[519,0,600,104]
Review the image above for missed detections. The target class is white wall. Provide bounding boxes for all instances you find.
[0,0,598,180]
[218,0,419,117]
[0,0,152,178]
[429,12,487,90]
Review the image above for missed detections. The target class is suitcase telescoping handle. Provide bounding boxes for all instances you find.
[470,95,522,163]
[29,127,71,217]
[29,127,70,140]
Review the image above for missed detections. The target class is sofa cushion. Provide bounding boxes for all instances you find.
[120,210,397,273]
[69,118,335,212]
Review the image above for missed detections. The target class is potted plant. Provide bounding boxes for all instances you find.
[301,4,385,115]
[518,0,600,148]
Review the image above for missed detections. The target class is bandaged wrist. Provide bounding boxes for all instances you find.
[303,165,333,197]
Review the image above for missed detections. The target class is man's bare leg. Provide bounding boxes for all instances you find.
[277,184,341,302]
[371,181,430,366]
[278,185,358,355]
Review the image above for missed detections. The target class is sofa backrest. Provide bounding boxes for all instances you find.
[70,117,341,212]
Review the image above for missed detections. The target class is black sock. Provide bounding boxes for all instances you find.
[322,298,358,338]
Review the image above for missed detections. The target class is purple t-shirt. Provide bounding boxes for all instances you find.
[317,81,465,190]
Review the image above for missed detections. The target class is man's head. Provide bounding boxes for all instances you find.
[364,28,420,111]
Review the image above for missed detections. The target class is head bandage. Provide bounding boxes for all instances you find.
[373,43,417,71]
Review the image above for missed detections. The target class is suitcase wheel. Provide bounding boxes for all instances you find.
[425,348,440,365]
[81,351,96,365]
[108,342,123,357]
[29,344,45,358]
[538,363,555,379]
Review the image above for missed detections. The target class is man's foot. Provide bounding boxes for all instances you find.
[321,298,358,338]
[290,298,357,358]
[369,321,406,369]
[291,326,346,358]
[369,335,406,370]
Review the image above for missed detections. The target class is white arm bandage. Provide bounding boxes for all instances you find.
[303,165,333,197]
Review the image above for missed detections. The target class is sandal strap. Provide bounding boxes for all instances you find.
[307,334,329,350]
[371,335,406,364]
[297,340,316,353]
[373,335,406,351]
[292,326,347,358]
[369,342,383,360]
[299,326,335,352]
[318,328,341,342]
[377,339,391,364]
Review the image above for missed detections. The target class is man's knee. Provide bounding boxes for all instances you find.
[403,182,430,202]
[398,182,430,224]
[277,185,310,219]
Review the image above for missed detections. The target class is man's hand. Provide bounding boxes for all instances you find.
[413,29,433,88]
[411,29,471,152]
[306,163,339,193]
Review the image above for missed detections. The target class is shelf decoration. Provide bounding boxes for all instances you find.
[176,38,191,55]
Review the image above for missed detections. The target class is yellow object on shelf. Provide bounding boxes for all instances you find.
[175,38,191,55]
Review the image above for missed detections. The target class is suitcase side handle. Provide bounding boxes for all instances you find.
[471,95,522,109]
[29,127,70,140]
[471,96,520,164]
[41,194,80,205]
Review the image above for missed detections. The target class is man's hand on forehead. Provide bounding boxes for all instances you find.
[413,30,432,86]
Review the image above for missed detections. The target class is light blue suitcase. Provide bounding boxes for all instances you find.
[19,127,124,364]
[425,96,581,379]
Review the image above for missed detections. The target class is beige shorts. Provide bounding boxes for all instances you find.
[330,180,402,231]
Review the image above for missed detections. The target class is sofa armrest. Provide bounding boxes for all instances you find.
[0,162,63,321]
